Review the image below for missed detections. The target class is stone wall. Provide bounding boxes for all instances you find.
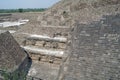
[2,56,31,80]
[0,31,31,80]
[25,40,66,49]
[14,55,31,80]
[60,13,120,80]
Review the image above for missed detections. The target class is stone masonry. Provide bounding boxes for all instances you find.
[61,13,120,80]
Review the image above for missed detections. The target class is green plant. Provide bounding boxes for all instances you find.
[1,72,10,80]
[18,8,23,13]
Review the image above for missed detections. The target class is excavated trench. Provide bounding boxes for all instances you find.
[20,26,71,80]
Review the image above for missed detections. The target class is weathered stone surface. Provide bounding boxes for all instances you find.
[0,31,27,72]
[0,31,30,80]
[61,14,120,80]
[27,61,60,80]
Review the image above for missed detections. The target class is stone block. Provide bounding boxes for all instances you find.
[58,43,66,49]
[35,41,45,47]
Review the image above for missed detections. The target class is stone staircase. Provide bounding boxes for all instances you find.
[22,31,68,64]
[21,26,70,80]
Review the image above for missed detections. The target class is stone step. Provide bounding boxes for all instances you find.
[30,55,62,64]
[24,40,67,49]
[20,25,70,37]
[0,30,16,34]
[21,46,64,58]
[41,25,69,28]
[27,34,67,43]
